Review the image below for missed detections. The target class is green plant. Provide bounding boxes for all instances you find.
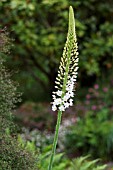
[0,28,11,53]
[0,30,38,170]
[0,29,20,135]
[71,155,107,170]
[38,146,70,170]
[0,135,37,170]
[38,146,107,170]
[48,6,79,170]
[65,111,113,161]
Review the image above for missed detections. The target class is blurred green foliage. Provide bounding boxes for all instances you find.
[38,146,70,170]
[71,155,107,170]
[65,110,113,161]
[0,0,113,101]
[37,145,107,170]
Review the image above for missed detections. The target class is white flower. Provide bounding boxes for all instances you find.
[59,105,65,111]
[52,105,57,111]
[73,75,77,78]
[71,77,76,82]
[69,99,73,106]
[66,86,70,91]
[54,98,62,105]
[75,67,79,72]
[69,84,74,91]
[52,95,56,99]
[63,93,70,101]
[64,102,70,108]
[56,90,62,96]
[75,58,79,63]
[69,91,74,97]
[51,6,79,112]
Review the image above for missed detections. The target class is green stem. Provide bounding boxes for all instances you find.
[48,110,62,170]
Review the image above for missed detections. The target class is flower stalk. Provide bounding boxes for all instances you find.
[48,6,79,170]
[48,110,62,170]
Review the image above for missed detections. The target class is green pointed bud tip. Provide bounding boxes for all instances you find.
[69,6,73,12]
[69,6,75,34]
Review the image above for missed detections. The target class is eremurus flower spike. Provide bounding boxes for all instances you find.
[48,6,79,170]
[52,6,79,112]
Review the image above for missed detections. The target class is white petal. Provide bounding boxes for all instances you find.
[52,105,57,111]
[69,99,73,106]
[64,102,70,108]
[75,58,79,62]
[54,98,62,105]
[59,105,65,111]
[56,90,62,96]
[75,67,79,71]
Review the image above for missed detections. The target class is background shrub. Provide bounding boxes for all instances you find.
[0,29,38,170]
[0,135,37,170]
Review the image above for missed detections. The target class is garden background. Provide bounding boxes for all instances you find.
[0,0,113,169]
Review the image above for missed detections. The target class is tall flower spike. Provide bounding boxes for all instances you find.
[52,6,79,111]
